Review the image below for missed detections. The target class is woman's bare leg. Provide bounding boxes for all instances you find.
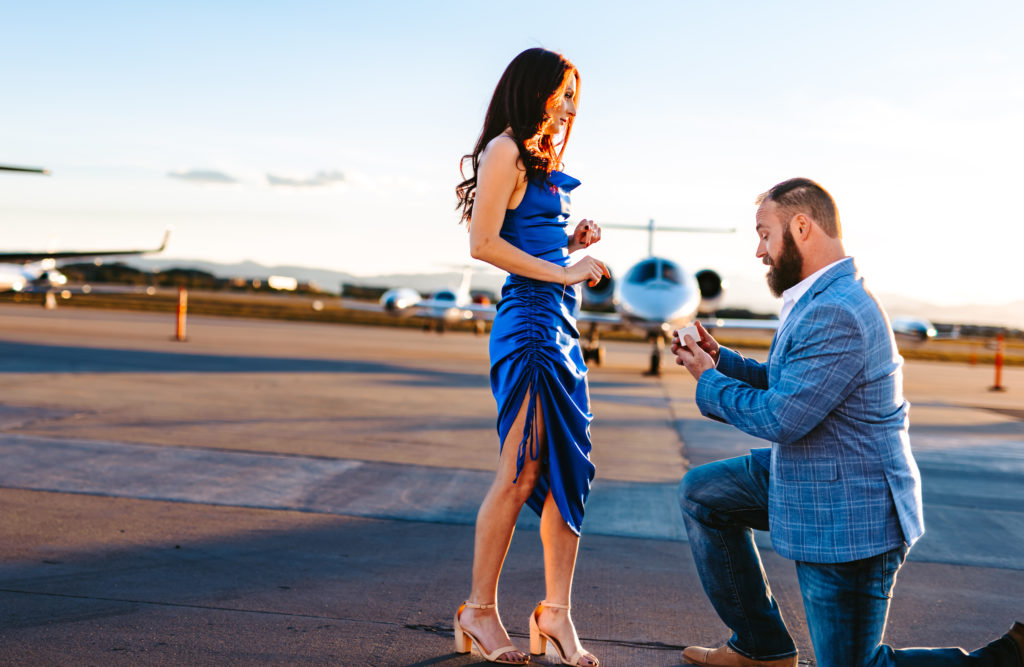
[459,391,542,660]
[537,490,597,666]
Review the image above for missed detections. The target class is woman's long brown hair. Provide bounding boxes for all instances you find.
[456,48,579,225]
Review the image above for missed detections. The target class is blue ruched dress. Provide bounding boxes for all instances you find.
[489,170,595,536]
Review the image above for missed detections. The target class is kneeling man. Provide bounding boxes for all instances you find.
[672,178,1022,667]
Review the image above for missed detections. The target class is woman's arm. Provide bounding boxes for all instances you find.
[469,136,606,287]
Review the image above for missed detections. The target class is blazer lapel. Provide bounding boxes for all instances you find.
[769,258,856,364]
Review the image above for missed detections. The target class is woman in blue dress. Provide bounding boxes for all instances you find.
[452,48,607,666]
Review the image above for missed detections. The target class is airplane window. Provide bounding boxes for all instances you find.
[661,262,681,285]
[626,260,658,284]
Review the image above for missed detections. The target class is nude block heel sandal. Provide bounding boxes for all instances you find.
[453,601,529,665]
[528,601,599,667]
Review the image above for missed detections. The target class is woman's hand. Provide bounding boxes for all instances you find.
[564,256,610,287]
[568,219,602,253]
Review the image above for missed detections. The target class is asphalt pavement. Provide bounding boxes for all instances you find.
[0,305,1022,665]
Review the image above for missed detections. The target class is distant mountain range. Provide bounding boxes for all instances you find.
[125,257,508,295]
[122,257,1023,330]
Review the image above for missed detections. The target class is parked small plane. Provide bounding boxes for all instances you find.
[891,316,938,341]
[379,267,495,332]
[0,230,172,294]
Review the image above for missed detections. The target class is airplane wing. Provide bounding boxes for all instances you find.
[576,310,624,326]
[0,229,171,264]
[0,164,49,175]
[576,311,780,331]
[701,317,780,331]
[460,303,497,321]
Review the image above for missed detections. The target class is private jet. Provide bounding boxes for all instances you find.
[0,229,171,295]
[378,267,495,332]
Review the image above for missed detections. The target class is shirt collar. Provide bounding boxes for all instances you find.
[778,257,848,327]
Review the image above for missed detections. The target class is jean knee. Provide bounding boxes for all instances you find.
[678,463,719,514]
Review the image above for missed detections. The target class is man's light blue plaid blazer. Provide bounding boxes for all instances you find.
[696,258,925,563]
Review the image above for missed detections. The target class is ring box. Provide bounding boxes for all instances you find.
[676,324,700,343]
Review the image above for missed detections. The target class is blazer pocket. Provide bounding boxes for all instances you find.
[777,458,838,482]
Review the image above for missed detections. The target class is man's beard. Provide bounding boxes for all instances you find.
[765,226,804,298]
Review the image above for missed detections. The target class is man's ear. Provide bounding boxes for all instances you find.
[791,213,812,241]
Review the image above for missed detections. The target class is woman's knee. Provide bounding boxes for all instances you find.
[492,469,538,505]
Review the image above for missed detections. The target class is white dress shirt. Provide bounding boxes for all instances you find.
[778,258,848,327]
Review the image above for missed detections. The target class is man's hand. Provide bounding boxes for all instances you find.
[672,324,718,381]
[692,321,720,365]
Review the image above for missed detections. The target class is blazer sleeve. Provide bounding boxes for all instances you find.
[695,304,864,444]
[715,346,769,389]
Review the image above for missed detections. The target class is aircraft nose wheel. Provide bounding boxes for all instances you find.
[582,344,605,366]
[643,335,662,376]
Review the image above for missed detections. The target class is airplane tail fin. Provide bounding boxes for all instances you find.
[457,266,473,298]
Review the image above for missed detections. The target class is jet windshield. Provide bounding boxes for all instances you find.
[660,261,681,285]
[626,259,681,285]
[626,259,658,284]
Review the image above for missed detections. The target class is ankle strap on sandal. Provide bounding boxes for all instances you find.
[462,600,497,609]
[539,600,570,611]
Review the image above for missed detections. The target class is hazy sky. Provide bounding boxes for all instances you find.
[3,1,1022,318]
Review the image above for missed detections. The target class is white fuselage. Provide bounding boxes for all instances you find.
[613,257,701,337]
[0,262,68,292]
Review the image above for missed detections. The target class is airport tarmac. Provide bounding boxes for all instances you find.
[0,303,1022,665]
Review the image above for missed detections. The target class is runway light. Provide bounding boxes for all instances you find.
[146,286,156,295]
[311,300,324,312]
[60,290,72,299]
[82,284,92,294]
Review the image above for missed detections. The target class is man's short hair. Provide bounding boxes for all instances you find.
[756,178,841,238]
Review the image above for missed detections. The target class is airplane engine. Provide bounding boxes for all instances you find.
[695,269,724,314]
[581,267,616,310]
[30,269,68,289]
[379,287,422,315]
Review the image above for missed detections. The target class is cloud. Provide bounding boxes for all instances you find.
[265,170,345,187]
[168,169,239,184]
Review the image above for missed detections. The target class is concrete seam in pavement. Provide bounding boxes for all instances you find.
[0,587,396,625]
[661,377,693,471]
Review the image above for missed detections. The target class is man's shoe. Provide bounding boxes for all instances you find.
[681,644,797,667]
[1007,622,1024,663]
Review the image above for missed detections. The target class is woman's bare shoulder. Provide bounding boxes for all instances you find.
[480,134,523,173]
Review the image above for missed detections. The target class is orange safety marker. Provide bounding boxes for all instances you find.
[990,332,1006,392]
[175,287,188,341]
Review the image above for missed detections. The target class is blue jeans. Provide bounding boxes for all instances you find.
[679,455,1021,666]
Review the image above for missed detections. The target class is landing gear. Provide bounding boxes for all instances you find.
[581,324,605,366]
[643,334,662,376]
[582,343,606,366]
